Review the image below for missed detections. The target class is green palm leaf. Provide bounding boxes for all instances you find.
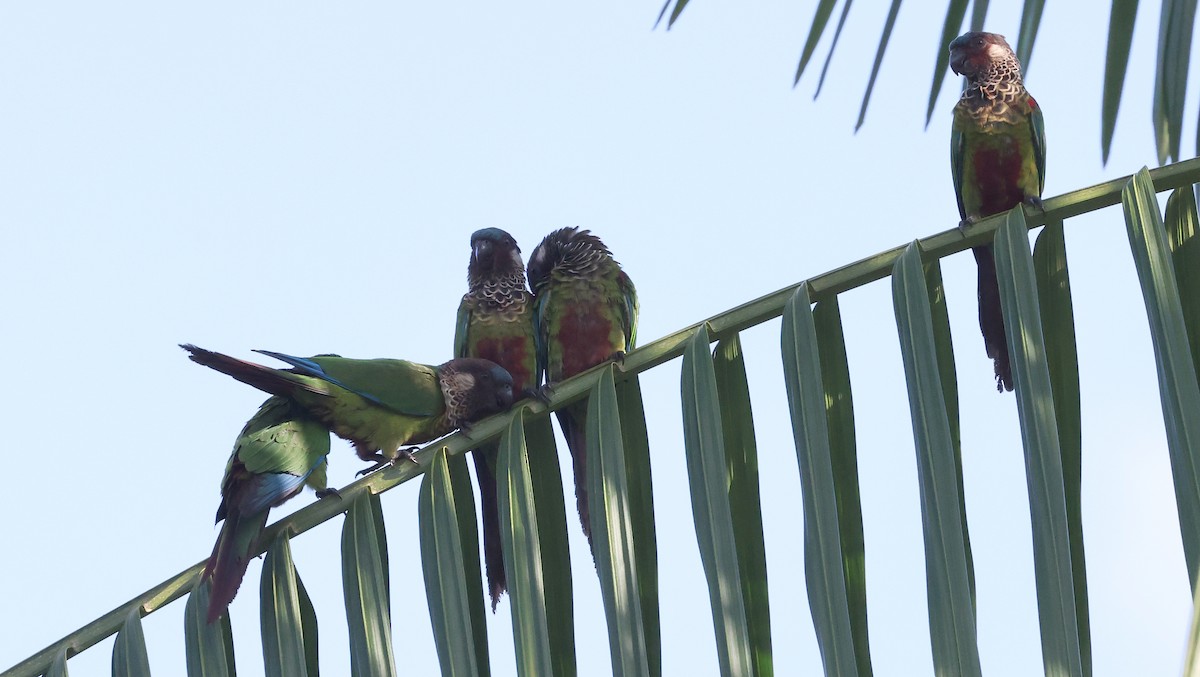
[184,580,236,677]
[1123,167,1200,590]
[681,324,755,676]
[260,532,319,677]
[892,241,981,676]
[994,209,1084,677]
[781,285,860,675]
[713,334,774,676]
[112,610,152,677]
[420,451,487,677]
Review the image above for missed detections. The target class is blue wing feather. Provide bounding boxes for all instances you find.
[253,349,391,409]
[241,462,321,515]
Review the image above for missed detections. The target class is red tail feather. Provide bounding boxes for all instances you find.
[974,246,1014,392]
[203,506,269,624]
[556,404,594,553]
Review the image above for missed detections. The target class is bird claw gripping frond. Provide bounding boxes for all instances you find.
[957,214,980,235]
[532,383,555,406]
[356,462,385,477]
[456,421,476,441]
[1024,195,1044,213]
[354,447,420,477]
[315,487,342,500]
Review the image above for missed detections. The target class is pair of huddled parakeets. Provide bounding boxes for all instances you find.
[457,226,638,610]
[186,226,636,622]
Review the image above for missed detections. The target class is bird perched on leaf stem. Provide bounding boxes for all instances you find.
[950,31,1045,392]
[455,227,538,610]
[200,395,331,623]
[183,344,515,621]
[527,227,638,552]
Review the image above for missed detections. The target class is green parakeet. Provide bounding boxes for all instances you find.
[182,345,515,467]
[455,227,538,609]
[527,227,638,551]
[950,31,1046,392]
[185,345,516,621]
[203,396,331,622]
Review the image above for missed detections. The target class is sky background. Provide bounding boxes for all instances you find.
[2,1,1197,675]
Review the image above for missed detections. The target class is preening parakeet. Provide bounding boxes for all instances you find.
[527,227,638,551]
[185,345,515,622]
[182,345,515,467]
[950,31,1046,392]
[203,396,331,623]
[455,227,538,609]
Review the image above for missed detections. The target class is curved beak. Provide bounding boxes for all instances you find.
[472,239,493,265]
[949,49,966,76]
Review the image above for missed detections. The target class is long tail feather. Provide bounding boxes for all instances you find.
[556,403,594,553]
[471,443,507,610]
[181,344,324,398]
[203,506,269,624]
[974,246,1014,392]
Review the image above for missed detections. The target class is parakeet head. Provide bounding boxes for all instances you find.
[438,357,516,426]
[470,228,521,268]
[526,227,616,294]
[949,32,1019,82]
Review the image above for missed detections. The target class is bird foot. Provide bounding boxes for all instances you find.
[356,462,386,477]
[355,451,402,476]
[531,383,555,406]
[315,487,342,500]
[395,447,421,465]
[957,215,979,235]
[1024,196,1045,215]
[457,421,475,441]
[354,448,419,477]
[607,350,627,366]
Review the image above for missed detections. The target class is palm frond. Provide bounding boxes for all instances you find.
[11,158,1200,677]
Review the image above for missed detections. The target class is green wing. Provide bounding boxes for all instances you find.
[311,357,443,416]
[618,271,639,349]
[251,352,447,417]
[950,122,967,221]
[532,288,550,386]
[454,298,472,359]
[234,397,330,481]
[1030,98,1046,195]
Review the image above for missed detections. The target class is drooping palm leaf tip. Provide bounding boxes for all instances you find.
[181,343,516,621]
[949,32,1046,392]
[455,227,538,610]
[527,227,639,554]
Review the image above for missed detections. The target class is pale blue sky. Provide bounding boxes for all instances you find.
[1,2,1195,675]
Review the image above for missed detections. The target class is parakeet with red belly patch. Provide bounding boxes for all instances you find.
[950,31,1046,392]
[527,227,638,552]
[455,227,538,609]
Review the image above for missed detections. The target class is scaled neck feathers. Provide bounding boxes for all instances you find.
[960,45,1026,109]
[466,257,530,312]
[438,368,475,429]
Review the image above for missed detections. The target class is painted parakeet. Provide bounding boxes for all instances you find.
[186,346,514,621]
[455,227,538,609]
[182,345,516,468]
[203,395,331,622]
[527,227,638,550]
[950,31,1046,392]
